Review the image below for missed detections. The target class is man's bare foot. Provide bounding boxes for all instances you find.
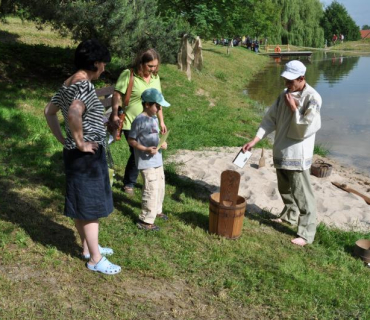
[271,218,283,223]
[291,237,307,246]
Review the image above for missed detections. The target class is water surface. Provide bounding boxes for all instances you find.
[245,52,370,175]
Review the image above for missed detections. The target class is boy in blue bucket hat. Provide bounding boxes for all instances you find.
[128,88,170,231]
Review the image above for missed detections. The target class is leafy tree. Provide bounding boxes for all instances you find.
[184,4,223,39]
[362,25,370,30]
[158,0,325,47]
[158,0,254,39]
[271,0,324,47]
[1,0,184,66]
[240,0,323,47]
[244,0,280,41]
[0,0,21,17]
[321,1,361,43]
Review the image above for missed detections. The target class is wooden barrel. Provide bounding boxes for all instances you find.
[209,192,246,239]
[354,239,370,263]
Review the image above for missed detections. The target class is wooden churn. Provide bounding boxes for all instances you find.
[209,170,247,239]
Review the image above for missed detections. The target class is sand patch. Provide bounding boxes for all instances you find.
[168,147,370,231]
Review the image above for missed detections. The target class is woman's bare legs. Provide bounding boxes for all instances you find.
[75,219,87,255]
[75,219,102,264]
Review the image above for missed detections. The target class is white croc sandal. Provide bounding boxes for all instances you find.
[82,245,114,260]
[86,257,121,275]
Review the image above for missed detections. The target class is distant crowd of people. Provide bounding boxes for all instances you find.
[213,36,267,53]
[215,33,345,50]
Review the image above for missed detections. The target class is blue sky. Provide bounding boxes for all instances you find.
[321,0,370,28]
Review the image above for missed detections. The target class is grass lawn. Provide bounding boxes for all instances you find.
[329,38,370,52]
[0,17,369,319]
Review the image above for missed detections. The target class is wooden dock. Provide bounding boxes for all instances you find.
[267,51,312,57]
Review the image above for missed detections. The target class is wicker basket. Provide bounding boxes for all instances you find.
[311,159,332,178]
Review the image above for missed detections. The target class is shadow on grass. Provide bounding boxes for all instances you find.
[0,109,80,256]
[112,169,210,231]
[113,191,141,223]
[246,206,297,238]
[164,166,214,231]
[110,173,144,224]
[0,41,75,84]
[0,41,88,257]
[0,37,118,84]
[202,48,227,56]
[0,29,20,44]
[165,167,213,203]
[0,179,80,257]
[177,210,209,230]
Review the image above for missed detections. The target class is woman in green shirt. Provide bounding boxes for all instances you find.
[109,49,167,195]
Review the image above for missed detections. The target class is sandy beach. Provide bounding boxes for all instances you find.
[168,147,370,232]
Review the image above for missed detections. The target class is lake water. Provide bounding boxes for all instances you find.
[245,52,370,175]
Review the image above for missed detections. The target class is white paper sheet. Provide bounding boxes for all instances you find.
[232,150,252,168]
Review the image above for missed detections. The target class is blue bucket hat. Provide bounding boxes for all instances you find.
[141,88,170,107]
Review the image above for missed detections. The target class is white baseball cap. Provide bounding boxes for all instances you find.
[280,60,306,80]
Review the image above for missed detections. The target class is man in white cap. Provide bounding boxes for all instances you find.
[242,60,322,246]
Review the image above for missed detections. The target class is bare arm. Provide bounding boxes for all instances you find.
[108,90,123,130]
[44,102,65,145]
[242,136,261,153]
[68,100,99,153]
[157,108,167,134]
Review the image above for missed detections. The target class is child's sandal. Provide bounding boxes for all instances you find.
[136,222,160,231]
[157,213,168,221]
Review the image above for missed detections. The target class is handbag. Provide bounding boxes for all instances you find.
[112,69,134,140]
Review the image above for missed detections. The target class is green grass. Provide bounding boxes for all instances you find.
[0,17,370,319]
[329,38,370,52]
[314,143,330,157]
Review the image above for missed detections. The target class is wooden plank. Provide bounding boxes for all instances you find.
[95,85,115,98]
[332,182,370,205]
[268,51,312,57]
[258,148,265,168]
[219,170,240,207]
[95,85,115,110]
[100,97,112,109]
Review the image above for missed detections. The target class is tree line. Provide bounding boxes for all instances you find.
[0,0,362,66]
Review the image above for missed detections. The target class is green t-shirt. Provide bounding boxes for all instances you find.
[115,69,162,130]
